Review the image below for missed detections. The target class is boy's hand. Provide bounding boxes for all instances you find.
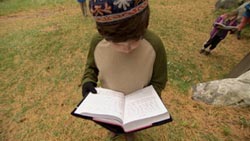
[82,82,97,98]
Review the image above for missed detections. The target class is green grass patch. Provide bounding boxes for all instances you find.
[239,116,250,128]
[201,132,219,141]
[222,125,231,136]
[168,58,202,93]
[0,0,70,16]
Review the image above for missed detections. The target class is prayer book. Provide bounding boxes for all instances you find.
[71,85,172,133]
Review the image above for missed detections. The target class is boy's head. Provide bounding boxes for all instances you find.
[89,0,150,42]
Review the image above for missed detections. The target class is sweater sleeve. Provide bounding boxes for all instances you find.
[144,30,167,96]
[213,16,223,27]
[81,33,103,86]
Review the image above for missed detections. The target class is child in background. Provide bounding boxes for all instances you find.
[77,0,87,17]
[80,0,167,140]
[200,11,238,55]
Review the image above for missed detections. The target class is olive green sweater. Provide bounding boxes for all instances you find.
[82,30,167,96]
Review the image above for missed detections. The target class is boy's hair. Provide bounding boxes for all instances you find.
[227,10,238,17]
[96,6,150,42]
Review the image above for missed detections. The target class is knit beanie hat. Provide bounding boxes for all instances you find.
[89,0,148,23]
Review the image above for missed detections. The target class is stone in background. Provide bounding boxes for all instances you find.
[192,71,250,107]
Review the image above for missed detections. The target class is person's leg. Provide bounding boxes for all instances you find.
[79,2,84,16]
[94,121,124,140]
[94,121,139,140]
[125,133,135,141]
[237,30,241,39]
[209,37,221,50]
[205,36,222,55]
[83,1,88,16]
[200,37,214,54]
[237,16,248,39]
[203,38,213,48]
[108,131,120,140]
[79,2,87,17]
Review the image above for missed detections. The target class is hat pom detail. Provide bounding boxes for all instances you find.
[89,0,148,23]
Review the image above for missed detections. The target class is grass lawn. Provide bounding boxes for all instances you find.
[1,0,250,141]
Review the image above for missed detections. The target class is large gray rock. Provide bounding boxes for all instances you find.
[192,71,250,107]
[215,0,242,9]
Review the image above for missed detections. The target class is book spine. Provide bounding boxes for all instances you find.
[93,118,122,127]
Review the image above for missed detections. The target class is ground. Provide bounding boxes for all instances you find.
[0,0,250,141]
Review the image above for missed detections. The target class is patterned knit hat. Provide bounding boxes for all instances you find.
[89,0,148,23]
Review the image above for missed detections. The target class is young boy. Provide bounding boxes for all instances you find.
[80,0,167,140]
[200,11,238,55]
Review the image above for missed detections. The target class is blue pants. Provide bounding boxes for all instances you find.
[77,0,86,3]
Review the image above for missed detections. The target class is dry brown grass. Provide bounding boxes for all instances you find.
[1,0,250,141]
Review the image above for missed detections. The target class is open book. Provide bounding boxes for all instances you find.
[214,23,237,31]
[71,85,172,133]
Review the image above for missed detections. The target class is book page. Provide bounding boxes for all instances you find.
[123,86,168,124]
[123,112,170,132]
[74,88,125,123]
